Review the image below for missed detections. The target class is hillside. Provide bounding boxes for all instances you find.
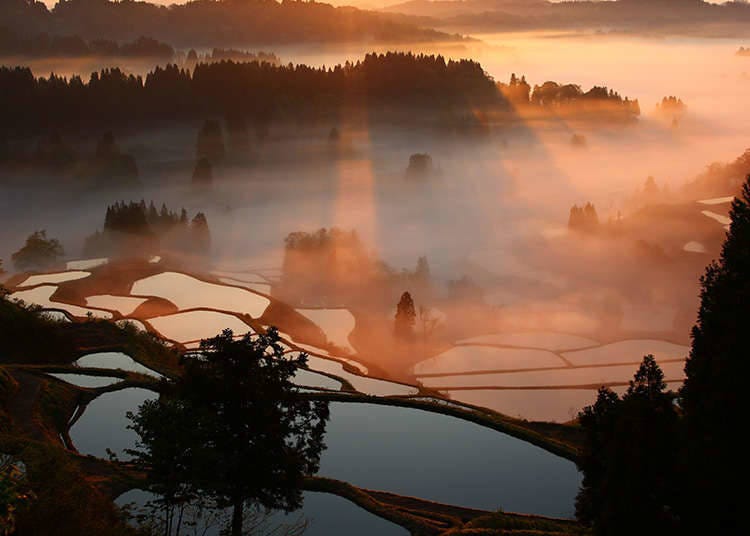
[1,0,464,48]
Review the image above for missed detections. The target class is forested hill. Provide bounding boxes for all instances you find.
[0,53,500,131]
[1,0,462,47]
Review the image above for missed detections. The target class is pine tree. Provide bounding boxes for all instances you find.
[394,291,416,340]
[576,356,680,535]
[679,175,750,532]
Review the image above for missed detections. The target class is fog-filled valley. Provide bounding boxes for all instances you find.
[1,3,747,535]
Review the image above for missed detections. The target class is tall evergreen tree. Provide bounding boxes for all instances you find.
[394,291,416,340]
[680,176,750,532]
[576,356,680,535]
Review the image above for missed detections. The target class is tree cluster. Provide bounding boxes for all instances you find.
[406,153,434,178]
[281,228,386,305]
[656,96,686,113]
[1,129,139,189]
[576,356,681,535]
[531,82,639,115]
[683,147,750,198]
[11,230,64,272]
[497,74,640,118]
[577,175,750,534]
[568,202,600,233]
[187,48,279,65]
[0,31,174,59]
[0,53,501,134]
[83,200,210,258]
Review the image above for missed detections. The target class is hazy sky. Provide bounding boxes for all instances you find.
[37,0,735,10]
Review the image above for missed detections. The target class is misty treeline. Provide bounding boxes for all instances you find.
[0,130,139,188]
[185,48,279,66]
[280,228,432,308]
[567,202,600,234]
[83,200,210,258]
[0,54,643,139]
[684,148,750,198]
[2,0,456,48]
[0,33,174,59]
[575,176,750,535]
[498,73,640,117]
[0,53,501,134]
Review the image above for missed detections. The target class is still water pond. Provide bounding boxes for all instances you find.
[319,402,580,518]
[72,393,580,518]
[116,489,407,536]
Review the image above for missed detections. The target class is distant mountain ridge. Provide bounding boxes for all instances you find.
[0,0,464,48]
[380,0,750,36]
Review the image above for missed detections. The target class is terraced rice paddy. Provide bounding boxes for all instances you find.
[297,308,356,353]
[18,271,90,287]
[9,285,112,319]
[48,373,123,388]
[74,351,163,379]
[415,337,688,421]
[455,331,599,351]
[85,295,148,316]
[131,272,270,317]
[147,310,253,343]
[65,258,108,270]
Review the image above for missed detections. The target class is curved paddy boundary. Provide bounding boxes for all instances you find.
[6,281,118,319]
[2,367,582,535]
[300,392,581,462]
[415,357,687,378]
[304,476,581,536]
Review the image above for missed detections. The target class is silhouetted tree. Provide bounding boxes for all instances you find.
[91,131,139,187]
[11,230,64,271]
[192,157,213,186]
[568,202,599,233]
[406,153,433,178]
[644,175,659,197]
[415,256,430,282]
[225,114,250,155]
[196,119,225,163]
[191,212,211,255]
[571,133,587,147]
[394,291,416,340]
[679,175,750,533]
[127,328,329,536]
[576,355,680,535]
[33,131,76,170]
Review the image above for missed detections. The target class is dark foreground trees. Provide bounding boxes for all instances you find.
[576,175,750,534]
[575,356,680,535]
[127,328,329,536]
[679,177,750,532]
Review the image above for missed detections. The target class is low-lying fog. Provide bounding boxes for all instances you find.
[2,34,748,337]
